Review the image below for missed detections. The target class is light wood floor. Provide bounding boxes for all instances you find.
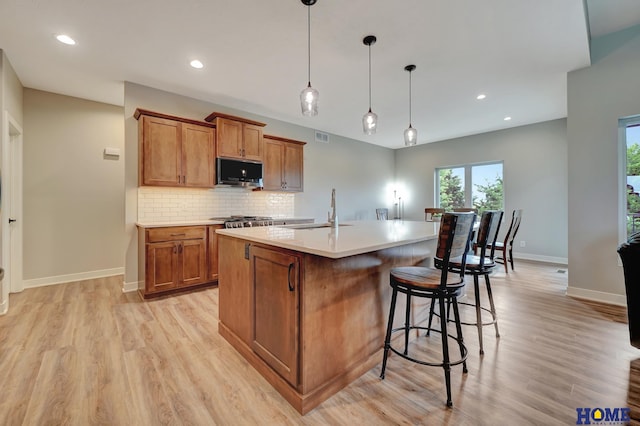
[1,261,638,425]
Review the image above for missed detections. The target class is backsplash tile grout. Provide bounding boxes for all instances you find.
[138,187,295,223]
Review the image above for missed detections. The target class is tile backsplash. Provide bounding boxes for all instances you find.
[138,187,295,223]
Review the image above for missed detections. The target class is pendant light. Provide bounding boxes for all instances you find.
[300,0,318,116]
[362,35,378,135]
[404,64,418,146]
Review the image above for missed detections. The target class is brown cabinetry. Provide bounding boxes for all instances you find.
[250,245,300,386]
[263,135,305,192]
[208,224,224,281]
[140,226,209,298]
[136,109,215,188]
[205,112,266,162]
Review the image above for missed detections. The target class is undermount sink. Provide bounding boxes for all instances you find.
[280,223,352,230]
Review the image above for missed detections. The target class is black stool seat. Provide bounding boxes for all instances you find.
[380,212,476,408]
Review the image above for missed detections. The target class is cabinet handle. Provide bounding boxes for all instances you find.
[173,244,178,254]
[178,244,183,254]
[183,175,186,184]
[170,233,186,237]
[287,263,295,292]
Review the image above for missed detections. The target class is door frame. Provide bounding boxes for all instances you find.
[1,110,24,314]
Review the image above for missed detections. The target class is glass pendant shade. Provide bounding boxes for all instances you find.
[300,0,318,117]
[404,64,418,146]
[362,35,377,135]
[404,125,417,146]
[363,109,378,134]
[300,83,319,116]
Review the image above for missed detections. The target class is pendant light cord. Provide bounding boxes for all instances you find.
[408,70,412,126]
[307,5,311,85]
[368,44,372,110]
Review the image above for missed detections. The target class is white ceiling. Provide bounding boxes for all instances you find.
[1,0,639,148]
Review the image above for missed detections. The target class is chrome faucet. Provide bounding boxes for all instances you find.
[328,188,338,228]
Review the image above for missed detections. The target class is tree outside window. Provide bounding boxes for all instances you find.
[437,162,504,214]
[627,125,640,237]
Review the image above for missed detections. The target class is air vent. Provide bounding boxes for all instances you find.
[315,130,329,143]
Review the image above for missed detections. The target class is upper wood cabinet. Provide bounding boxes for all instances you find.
[263,135,305,192]
[205,112,266,162]
[136,109,215,188]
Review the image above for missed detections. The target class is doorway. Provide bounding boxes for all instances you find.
[1,111,23,314]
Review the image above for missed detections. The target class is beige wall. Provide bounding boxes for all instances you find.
[123,82,395,286]
[567,24,640,302]
[395,119,568,263]
[23,89,124,282]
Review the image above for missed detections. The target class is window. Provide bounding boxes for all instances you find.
[436,162,504,214]
[622,119,640,239]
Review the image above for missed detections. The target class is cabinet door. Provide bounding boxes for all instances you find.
[251,246,300,386]
[182,123,215,187]
[208,225,223,281]
[216,118,243,159]
[243,123,264,161]
[283,142,304,192]
[263,138,283,190]
[146,241,179,293]
[142,116,181,186]
[179,238,208,287]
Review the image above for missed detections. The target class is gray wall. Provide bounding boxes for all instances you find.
[567,24,640,300]
[23,89,124,281]
[0,51,24,309]
[123,82,395,286]
[395,119,568,262]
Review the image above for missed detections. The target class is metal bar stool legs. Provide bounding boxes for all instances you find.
[380,287,468,407]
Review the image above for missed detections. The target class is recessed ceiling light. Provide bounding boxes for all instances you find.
[190,59,204,69]
[55,34,76,45]
[476,94,486,100]
[504,116,512,121]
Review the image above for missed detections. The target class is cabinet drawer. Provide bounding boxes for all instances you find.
[146,226,207,243]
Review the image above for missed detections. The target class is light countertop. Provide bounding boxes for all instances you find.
[137,220,225,228]
[216,220,440,259]
[136,217,314,229]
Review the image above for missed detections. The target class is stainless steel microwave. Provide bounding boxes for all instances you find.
[216,158,263,187]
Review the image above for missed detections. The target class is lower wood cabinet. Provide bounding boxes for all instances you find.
[250,245,300,386]
[208,224,224,281]
[139,225,218,298]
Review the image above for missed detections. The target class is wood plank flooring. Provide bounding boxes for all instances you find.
[1,261,638,425]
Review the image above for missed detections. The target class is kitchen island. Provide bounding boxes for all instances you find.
[216,220,440,414]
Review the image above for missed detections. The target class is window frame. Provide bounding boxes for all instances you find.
[435,160,505,211]
[619,116,640,245]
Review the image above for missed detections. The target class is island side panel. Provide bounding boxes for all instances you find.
[218,234,252,344]
[299,239,435,395]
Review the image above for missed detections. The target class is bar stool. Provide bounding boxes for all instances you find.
[380,212,476,407]
[429,210,503,354]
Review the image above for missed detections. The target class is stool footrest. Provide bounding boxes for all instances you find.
[386,326,468,368]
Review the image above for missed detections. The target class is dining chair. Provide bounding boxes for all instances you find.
[488,209,522,273]
[425,208,445,221]
[376,208,389,220]
[380,212,476,407]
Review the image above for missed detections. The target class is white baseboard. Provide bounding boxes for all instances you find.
[514,252,568,265]
[566,286,627,306]
[22,267,124,289]
[122,281,140,293]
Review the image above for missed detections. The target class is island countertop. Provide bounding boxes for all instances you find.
[216,220,440,258]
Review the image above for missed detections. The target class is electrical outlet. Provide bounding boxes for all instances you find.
[520,240,526,248]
